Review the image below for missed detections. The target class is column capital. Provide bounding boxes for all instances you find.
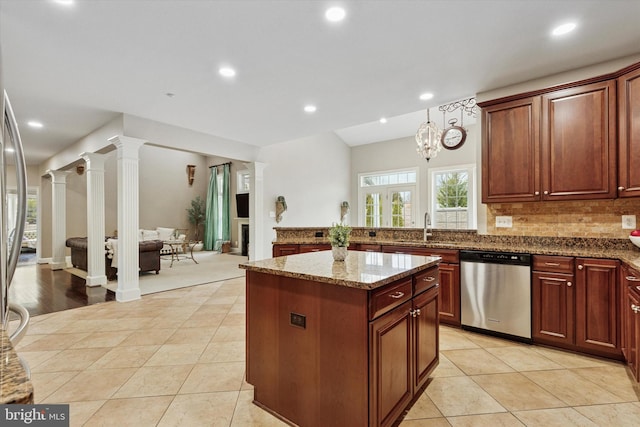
[108,135,146,153]
[45,170,72,183]
[80,152,107,170]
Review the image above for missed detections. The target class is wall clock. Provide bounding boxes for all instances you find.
[441,118,466,150]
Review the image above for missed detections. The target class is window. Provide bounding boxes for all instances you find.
[359,169,417,227]
[429,164,476,229]
[237,170,250,193]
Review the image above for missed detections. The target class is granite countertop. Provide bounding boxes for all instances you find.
[240,250,441,290]
[272,227,640,272]
[0,329,34,404]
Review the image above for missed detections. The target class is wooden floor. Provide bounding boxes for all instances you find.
[8,253,115,317]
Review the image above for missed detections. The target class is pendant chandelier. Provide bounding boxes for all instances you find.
[415,108,442,162]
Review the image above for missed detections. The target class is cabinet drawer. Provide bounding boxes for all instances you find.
[299,244,331,253]
[369,278,412,320]
[424,248,459,264]
[533,255,574,273]
[414,266,439,295]
[357,244,381,252]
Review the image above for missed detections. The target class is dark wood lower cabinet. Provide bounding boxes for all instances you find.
[532,270,574,346]
[246,266,439,427]
[575,258,620,357]
[370,284,439,427]
[436,263,460,326]
[533,256,621,360]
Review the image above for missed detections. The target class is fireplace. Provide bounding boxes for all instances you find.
[241,224,249,256]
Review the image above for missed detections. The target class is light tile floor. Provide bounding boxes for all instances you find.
[15,276,640,426]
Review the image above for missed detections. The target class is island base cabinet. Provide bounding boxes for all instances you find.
[369,285,439,427]
[246,271,369,427]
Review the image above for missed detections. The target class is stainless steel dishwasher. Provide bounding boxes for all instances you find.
[460,250,532,341]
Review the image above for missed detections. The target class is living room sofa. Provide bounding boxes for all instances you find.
[66,237,164,281]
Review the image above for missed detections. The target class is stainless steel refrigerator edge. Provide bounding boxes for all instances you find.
[0,1,30,351]
[460,250,532,340]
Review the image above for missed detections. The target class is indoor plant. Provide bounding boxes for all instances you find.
[187,196,206,246]
[328,222,352,261]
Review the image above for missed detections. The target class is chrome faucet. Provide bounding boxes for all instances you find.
[424,212,432,241]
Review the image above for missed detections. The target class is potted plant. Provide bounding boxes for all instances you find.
[187,196,206,249]
[328,222,352,261]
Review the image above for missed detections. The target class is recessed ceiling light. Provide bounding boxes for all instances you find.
[552,22,577,36]
[304,105,317,113]
[219,67,236,78]
[419,93,434,101]
[53,0,74,6]
[379,118,387,124]
[27,121,43,128]
[325,7,346,22]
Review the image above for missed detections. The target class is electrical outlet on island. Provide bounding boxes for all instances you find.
[496,216,513,228]
[622,215,636,229]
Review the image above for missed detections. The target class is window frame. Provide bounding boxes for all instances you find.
[428,163,477,230]
[358,167,419,228]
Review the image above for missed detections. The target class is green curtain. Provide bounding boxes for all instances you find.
[204,167,218,251]
[217,164,231,251]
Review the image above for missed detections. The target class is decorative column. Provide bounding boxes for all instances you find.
[109,135,146,302]
[246,162,267,261]
[46,170,71,270]
[80,152,107,286]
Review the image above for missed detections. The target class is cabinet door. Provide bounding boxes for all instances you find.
[437,263,460,326]
[541,81,617,200]
[481,97,541,203]
[618,66,640,197]
[628,288,640,381]
[413,285,439,391]
[369,300,412,427]
[272,244,299,257]
[575,258,620,357]
[532,271,574,346]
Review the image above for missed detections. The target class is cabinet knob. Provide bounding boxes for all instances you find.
[411,308,421,318]
[618,186,625,191]
[567,282,572,287]
[534,191,540,196]
[543,190,549,195]
[578,265,584,270]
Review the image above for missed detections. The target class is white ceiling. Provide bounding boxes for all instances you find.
[2,0,640,165]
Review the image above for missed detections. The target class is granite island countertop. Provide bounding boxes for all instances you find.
[0,329,34,404]
[240,250,441,290]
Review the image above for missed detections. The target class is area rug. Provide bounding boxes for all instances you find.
[68,251,247,295]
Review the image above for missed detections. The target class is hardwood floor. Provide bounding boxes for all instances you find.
[8,256,114,317]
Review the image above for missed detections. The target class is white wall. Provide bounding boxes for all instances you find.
[350,122,482,230]
[124,114,259,162]
[257,132,350,257]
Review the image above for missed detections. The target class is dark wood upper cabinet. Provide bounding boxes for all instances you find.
[618,66,640,198]
[481,97,541,203]
[541,81,617,200]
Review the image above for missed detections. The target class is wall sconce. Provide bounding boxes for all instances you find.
[340,201,350,222]
[275,196,287,223]
[76,164,85,175]
[187,164,196,186]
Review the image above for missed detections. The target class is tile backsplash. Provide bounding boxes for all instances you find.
[486,199,640,238]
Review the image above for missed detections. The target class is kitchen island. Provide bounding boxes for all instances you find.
[240,250,440,427]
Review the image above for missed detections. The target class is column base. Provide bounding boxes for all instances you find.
[50,261,67,270]
[116,286,141,302]
[85,274,107,287]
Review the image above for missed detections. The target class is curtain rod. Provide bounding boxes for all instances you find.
[209,161,232,169]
